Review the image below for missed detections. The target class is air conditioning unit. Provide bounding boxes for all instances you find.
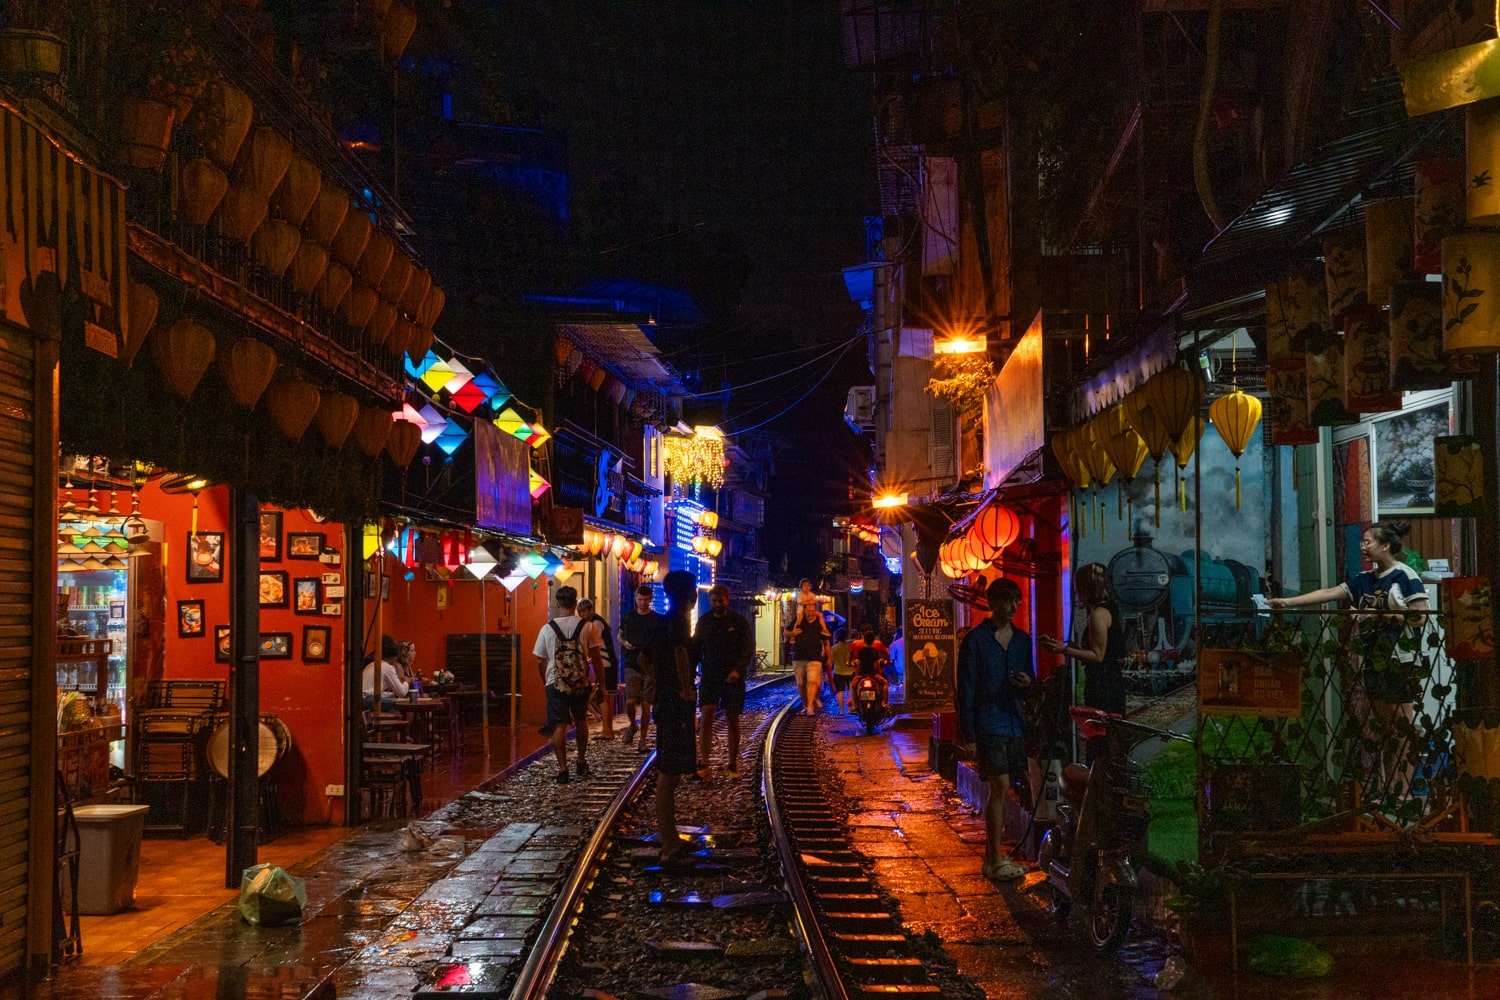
[845,386,876,432]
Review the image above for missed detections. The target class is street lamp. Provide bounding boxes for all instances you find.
[872,492,908,510]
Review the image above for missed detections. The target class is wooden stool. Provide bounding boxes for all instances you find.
[361,757,409,818]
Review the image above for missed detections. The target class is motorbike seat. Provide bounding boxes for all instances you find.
[1060,763,1090,805]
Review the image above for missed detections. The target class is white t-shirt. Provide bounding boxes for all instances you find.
[362,660,409,698]
[532,615,601,688]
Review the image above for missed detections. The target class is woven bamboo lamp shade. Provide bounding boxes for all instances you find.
[1442,231,1500,353]
[216,337,277,409]
[178,158,228,226]
[386,418,422,468]
[1167,417,1205,512]
[264,378,321,442]
[1364,197,1414,306]
[1265,362,1316,446]
[305,185,349,245]
[313,391,360,449]
[290,241,330,296]
[1342,304,1400,412]
[234,126,292,199]
[352,405,392,458]
[151,319,216,399]
[1468,99,1500,225]
[1322,232,1368,323]
[1389,280,1450,389]
[217,183,268,244]
[1208,390,1262,509]
[1414,157,1465,272]
[272,154,321,225]
[253,219,301,277]
[120,279,158,369]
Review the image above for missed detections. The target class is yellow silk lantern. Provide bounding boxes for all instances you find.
[1468,99,1500,225]
[1142,367,1203,443]
[1097,404,1148,522]
[272,153,321,226]
[313,391,360,449]
[305,185,349,245]
[352,404,392,458]
[151,319,216,399]
[264,377,321,442]
[386,419,422,468]
[1080,422,1117,541]
[1168,417,1205,511]
[1208,390,1262,509]
[1123,397,1173,521]
[1442,230,1500,354]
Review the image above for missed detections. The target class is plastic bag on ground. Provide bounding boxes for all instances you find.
[1247,935,1333,978]
[238,863,307,926]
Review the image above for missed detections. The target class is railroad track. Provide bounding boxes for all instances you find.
[764,702,942,998]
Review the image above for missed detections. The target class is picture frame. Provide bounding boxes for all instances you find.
[302,625,331,663]
[259,632,292,660]
[293,577,320,615]
[324,585,345,599]
[1371,396,1452,516]
[186,531,224,583]
[258,570,289,608]
[287,532,324,560]
[321,572,341,585]
[177,600,205,638]
[320,603,342,617]
[215,626,231,663]
[258,510,282,561]
[365,571,377,598]
[381,575,390,601]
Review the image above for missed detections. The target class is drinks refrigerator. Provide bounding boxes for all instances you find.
[57,516,136,770]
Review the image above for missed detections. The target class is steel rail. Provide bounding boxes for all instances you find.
[762,703,852,1000]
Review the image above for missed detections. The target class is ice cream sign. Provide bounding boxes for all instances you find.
[903,598,956,712]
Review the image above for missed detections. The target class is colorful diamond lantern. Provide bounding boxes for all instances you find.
[467,371,500,404]
[417,403,448,444]
[488,382,513,411]
[528,470,551,499]
[442,358,474,395]
[541,550,565,576]
[405,349,441,380]
[433,421,469,456]
[496,407,531,440]
[526,424,552,449]
[399,402,429,428]
[449,379,489,414]
[519,551,548,579]
[497,571,528,592]
[420,359,457,393]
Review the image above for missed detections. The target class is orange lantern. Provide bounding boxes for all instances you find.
[352,405,393,458]
[272,153,321,225]
[359,230,395,288]
[381,3,418,61]
[612,534,631,559]
[386,419,422,468]
[305,185,349,245]
[192,79,254,168]
[253,219,301,277]
[418,284,446,329]
[290,240,330,296]
[401,267,432,316]
[150,319,216,399]
[216,337,278,409]
[967,504,1019,562]
[313,391,360,449]
[341,285,380,331]
[234,126,292,199]
[264,377,322,442]
[317,262,354,312]
[178,158,228,225]
[380,252,413,304]
[216,183,268,244]
[330,209,372,268]
[368,302,398,349]
[120,279,158,369]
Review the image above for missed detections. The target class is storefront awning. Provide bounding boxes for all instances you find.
[558,321,687,395]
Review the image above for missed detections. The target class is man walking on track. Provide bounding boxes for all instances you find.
[694,583,753,781]
[619,583,660,754]
[532,585,603,783]
[647,571,701,865]
[787,603,830,715]
[577,598,620,741]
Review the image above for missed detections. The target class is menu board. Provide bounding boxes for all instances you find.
[904,598,956,712]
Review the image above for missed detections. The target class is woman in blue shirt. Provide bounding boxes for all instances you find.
[957,577,1034,882]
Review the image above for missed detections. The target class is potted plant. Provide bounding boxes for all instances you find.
[1166,862,1235,972]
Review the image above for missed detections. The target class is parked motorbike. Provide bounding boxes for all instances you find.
[1037,706,1192,951]
[852,674,886,735]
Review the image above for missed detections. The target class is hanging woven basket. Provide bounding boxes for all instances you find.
[313,391,360,449]
[120,279,158,369]
[264,377,322,442]
[352,405,393,458]
[253,219,302,277]
[217,337,278,409]
[178,158,229,226]
[272,153,321,225]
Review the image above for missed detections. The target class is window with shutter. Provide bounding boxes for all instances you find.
[930,397,955,477]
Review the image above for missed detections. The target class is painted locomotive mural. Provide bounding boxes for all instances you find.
[1073,423,1267,706]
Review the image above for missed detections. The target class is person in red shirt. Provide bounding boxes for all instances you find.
[849,629,889,707]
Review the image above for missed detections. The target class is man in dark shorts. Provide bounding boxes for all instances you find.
[957,577,1034,882]
[531,585,602,783]
[619,583,660,753]
[694,583,753,781]
[577,598,620,740]
[647,571,700,864]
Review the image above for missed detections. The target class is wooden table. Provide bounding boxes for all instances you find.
[361,742,430,814]
[392,698,445,762]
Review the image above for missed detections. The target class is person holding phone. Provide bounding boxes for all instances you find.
[1039,562,1125,764]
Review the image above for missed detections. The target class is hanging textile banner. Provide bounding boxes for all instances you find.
[474,418,532,536]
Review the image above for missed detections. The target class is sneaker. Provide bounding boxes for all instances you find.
[982,859,1027,882]
[577,759,592,778]
[555,770,570,784]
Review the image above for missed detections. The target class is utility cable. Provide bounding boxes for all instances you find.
[682,334,863,399]
[722,339,861,435]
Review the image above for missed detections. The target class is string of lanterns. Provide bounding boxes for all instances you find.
[936,504,1020,579]
[688,509,723,558]
[580,528,662,579]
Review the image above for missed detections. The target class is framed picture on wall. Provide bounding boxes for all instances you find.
[1372,398,1452,516]
[365,571,377,597]
[381,575,390,601]
[293,578,320,614]
[259,632,292,659]
[258,571,288,608]
[321,603,342,616]
[177,600,205,638]
[287,533,323,560]
[215,626,231,663]
[258,510,282,561]
[186,531,224,583]
[302,625,331,663]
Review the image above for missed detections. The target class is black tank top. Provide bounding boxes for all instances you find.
[1083,601,1128,714]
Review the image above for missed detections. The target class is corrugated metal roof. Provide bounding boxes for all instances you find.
[559,322,687,396]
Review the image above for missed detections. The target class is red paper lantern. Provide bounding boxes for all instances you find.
[967,505,1020,562]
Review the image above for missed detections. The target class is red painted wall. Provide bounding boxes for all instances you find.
[138,482,348,825]
[365,564,553,728]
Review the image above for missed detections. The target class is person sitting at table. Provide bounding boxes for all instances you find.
[397,641,418,684]
[363,635,410,709]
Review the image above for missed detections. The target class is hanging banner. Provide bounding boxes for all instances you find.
[903,598,956,712]
[475,418,531,536]
[1198,648,1302,717]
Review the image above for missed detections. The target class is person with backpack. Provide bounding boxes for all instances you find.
[577,598,620,741]
[532,585,603,783]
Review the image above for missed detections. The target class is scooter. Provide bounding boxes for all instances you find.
[1037,706,1192,951]
[852,673,887,735]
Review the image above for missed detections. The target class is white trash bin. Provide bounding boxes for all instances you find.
[69,804,149,915]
